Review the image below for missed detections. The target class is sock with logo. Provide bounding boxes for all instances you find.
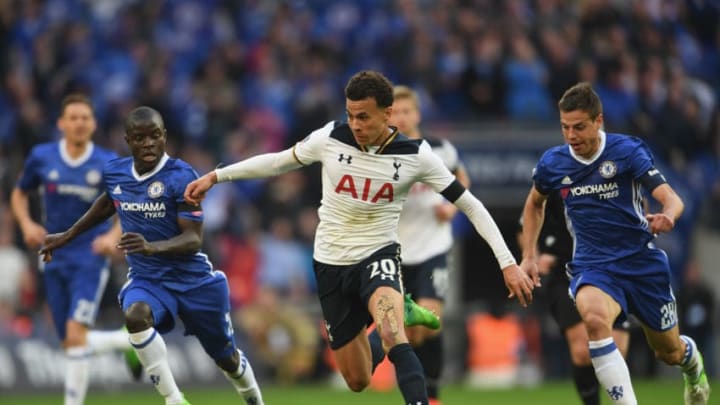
[64,346,90,405]
[679,335,702,379]
[368,329,387,373]
[223,349,264,405]
[572,364,600,405]
[388,343,428,405]
[414,334,443,400]
[129,328,184,405]
[589,338,636,404]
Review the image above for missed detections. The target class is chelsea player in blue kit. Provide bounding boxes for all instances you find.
[40,107,264,405]
[11,94,140,405]
[519,83,710,405]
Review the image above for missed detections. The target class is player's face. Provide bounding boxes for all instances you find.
[58,102,96,146]
[560,110,603,159]
[125,119,167,173]
[346,97,392,146]
[389,97,421,139]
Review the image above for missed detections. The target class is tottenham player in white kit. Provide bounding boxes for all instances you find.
[519,83,710,405]
[186,71,534,405]
[386,85,470,405]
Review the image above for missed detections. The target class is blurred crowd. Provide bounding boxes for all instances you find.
[0,0,719,383]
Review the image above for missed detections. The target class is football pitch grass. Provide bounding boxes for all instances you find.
[2,379,707,404]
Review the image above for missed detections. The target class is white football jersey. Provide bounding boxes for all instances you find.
[293,121,457,265]
[397,137,460,264]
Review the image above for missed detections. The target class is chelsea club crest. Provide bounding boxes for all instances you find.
[599,160,617,179]
[147,181,165,198]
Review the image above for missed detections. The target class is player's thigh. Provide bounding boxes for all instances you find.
[177,272,237,361]
[314,260,371,351]
[571,271,624,328]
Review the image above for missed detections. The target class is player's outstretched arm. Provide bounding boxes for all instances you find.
[452,190,536,306]
[39,193,117,262]
[185,148,304,206]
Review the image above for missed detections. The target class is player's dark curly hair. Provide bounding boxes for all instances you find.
[344,70,394,108]
[558,82,603,119]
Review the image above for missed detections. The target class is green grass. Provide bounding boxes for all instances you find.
[1,380,706,404]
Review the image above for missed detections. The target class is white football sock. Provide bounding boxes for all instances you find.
[223,350,264,405]
[590,337,637,404]
[87,329,131,354]
[64,346,90,405]
[129,328,184,405]
[679,335,702,380]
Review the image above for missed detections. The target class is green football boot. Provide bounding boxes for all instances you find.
[403,294,440,330]
[684,351,710,405]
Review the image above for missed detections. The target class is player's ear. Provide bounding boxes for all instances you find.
[594,113,604,130]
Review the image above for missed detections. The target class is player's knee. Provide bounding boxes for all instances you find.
[124,302,154,332]
[581,313,611,339]
[214,350,239,373]
[343,372,370,392]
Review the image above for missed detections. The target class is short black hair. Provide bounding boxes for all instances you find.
[60,93,93,115]
[124,106,164,132]
[558,82,603,119]
[344,70,394,108]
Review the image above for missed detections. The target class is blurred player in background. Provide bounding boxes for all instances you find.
[185,70,534,405]
[518,189,630,405]
[385,85,471,405]
[520,82,710,405]
[39,107,264,405]
[10,94,140,405]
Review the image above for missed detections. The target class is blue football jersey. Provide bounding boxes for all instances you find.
[17,140,117,261]
[103,154,214,290]
[533,132,660,268]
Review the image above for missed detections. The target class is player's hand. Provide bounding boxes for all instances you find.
[645,213,674,234]
[117,232,156,256]
[184,172,217,206]
[520,257,542,287]
[501,263,536,307]
[536,253,556,277]
[92,232,119,256]
[21,221,47,249]
[434,203,458,222]
[39,232,72,263]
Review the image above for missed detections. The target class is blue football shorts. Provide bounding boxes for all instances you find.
[569,247,677,331]
[119,270,236,360]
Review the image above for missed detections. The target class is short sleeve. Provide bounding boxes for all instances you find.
[532,159,552,195]
[293,121,336,165]
[628,140,654,180]
[417,142,456,192]
[176,166,204,221]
